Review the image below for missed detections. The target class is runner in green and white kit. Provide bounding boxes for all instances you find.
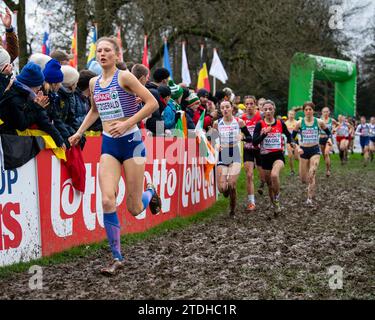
[292,102,332,206]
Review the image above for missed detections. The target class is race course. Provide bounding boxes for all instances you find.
[0,154,374,300]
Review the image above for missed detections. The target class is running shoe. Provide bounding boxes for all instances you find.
[147,183,162,215]
[306,198,313,206]
[246,203,256,212]
[290,171,295,176]
[326,170,331,178]
[258,182,265,195]
[273,199,281,215]
[229,210,235,218]
[100,259,124,276]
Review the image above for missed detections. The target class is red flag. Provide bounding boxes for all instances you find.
[117,27,124,62]
[142,35,149,69]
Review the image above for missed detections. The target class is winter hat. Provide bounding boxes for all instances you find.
[28,53,52,70]
[168,79,183,101]
[197,88,209,98]
[16,62,45,87]
[43,59,64,84]
[0,47,11,70]
[88,61,102,76]
[186,92,200,107]
[61,65,80,87]
[158,85,171,99]
[237,103,246,110]
[153,68,170,83]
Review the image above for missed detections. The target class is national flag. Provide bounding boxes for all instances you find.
[142,35,149,69]
[195,110,217,180]
[181,41,191,86]
[175,111,188,138]
[209,48,228,84]
[69,22,78,69]
[163,38,173,79]
[117,27,124,62]
[197,63,210,92]
[42,32,50,56]
[87,25,97,68]
[197,44,210,92]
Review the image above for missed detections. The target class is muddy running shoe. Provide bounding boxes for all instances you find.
[326,170,331,178]
[290,170,295,176]
[306,198,313,207]
[229,210,235,218]
[257,182,265,195]
[147,184,162,215]
[273,199,281,216]
[246,203,256,212]
[100,259,124,276]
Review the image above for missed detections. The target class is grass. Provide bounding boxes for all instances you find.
[0,152,369,279]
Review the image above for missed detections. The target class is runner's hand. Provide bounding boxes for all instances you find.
[109,120,131,138]
[327,139,333,146]
[298,147,304,155]
[261,126,272,135]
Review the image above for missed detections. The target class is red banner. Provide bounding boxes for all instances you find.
[37,136,216,257]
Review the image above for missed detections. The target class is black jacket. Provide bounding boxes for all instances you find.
[0,83,65,147]
[0,73,11,99]
[145,81,165,135]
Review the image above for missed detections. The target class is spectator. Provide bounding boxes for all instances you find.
[162,80,183,130]
[0,62,65,148]
[0,47,12,97]
[145,67,170,135]
[29,53,52,70]
[88,60,102,76]
[50,50,73,66]
[116,62,128,70]
[75,70,102,131]
[193,88,213,131]
[131,64,149,86]
[184,91,200,129]
[1,7,19,63]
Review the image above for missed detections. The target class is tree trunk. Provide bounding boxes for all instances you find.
[74,0,89,70]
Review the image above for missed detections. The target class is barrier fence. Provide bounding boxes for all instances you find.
[0,136,217,267]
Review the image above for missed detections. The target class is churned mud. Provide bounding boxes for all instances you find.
[1,160,374,300]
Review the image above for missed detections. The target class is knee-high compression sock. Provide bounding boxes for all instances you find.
[104,212,123,261]
[142,187,155,211]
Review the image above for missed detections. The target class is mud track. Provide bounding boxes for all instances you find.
[1,161,374,299]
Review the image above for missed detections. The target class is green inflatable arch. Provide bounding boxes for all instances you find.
[288,53,357,118]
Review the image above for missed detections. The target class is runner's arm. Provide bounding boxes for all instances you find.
[290,120,301,141]
[252,122,265,146]
[282,121,292,144]
[239,119,252,142]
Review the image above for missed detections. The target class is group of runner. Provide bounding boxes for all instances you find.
[213,97,375,218]
[70,36,374,275]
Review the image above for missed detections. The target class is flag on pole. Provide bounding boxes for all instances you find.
[42,32,50,56]
[69,23,78,69]
[175,111,188,138]
[181,41,191,86]
[117,27,124,62]
[197,63,210,92]
[163,38,173,79]
[195,110,217,180]
[209,48,228,84]
[197,44,210,92]
[87,26,97,67]
[142,35,149,69]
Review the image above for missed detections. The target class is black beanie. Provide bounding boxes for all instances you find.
[158,85,171,99]
[153,68,170,83]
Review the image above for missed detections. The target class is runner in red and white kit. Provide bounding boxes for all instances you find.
[242,96,264,212]
[213,100,252,217]
[335,115,354,165]
[253,100,294,215]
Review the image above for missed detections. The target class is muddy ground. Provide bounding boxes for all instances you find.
[1,158,374,300]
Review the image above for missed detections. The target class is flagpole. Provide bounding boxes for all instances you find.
[213,77,216,96]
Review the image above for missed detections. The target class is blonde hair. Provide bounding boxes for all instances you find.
[97,37,120,54]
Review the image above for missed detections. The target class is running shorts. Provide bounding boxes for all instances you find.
[218,146,241,166]
[300,145,321,160]
[260,151,285,171]
[102,129,146,163]
[243,148,262,166]
[336,136,349,145]
[319,137,329,146]
[360,136,370,149]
